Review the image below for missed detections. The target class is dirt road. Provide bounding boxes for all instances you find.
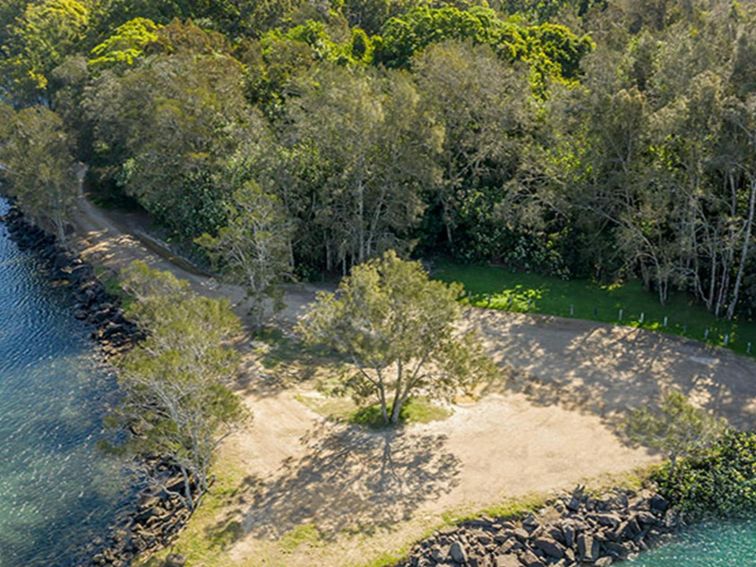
[70,196,756,566]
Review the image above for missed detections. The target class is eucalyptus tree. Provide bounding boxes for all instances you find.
[196,182,294,329]
[112,261,245,510]
[299,251,496,425]
[0,0,91,103]
[413,41,532,252]
[279,63,440,272]
[0,106,78,242]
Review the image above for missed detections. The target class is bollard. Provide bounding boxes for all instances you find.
[639,312,645,324]
[570,304,574,316]
[704,328,710,340]
[748,342,752,354]
[663,316,668,327]
[724,334,729,346]
[618,308,623,321]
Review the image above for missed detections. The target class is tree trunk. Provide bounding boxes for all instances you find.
[180,465,194,512]
[726,179,756,320]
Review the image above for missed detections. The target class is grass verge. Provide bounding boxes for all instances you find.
[434,260,756,358]
[295,394,452,429]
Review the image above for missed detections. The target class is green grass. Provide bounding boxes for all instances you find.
[349,398,452,429]
[279,523,323,553]
[296,394,452,429]
[433,260,756,358]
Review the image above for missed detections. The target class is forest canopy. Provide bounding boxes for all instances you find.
[0,0,754,320]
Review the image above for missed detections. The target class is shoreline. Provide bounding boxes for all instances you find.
[1,204,190,567]
[395,485,681,567]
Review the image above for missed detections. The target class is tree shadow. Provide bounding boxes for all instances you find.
[206,423,461,547]
[468,308,756,435]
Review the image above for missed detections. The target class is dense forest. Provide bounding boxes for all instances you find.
[1,0,754,320]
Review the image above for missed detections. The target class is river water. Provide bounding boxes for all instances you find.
[632,518,756,566]
[0,198,128,566]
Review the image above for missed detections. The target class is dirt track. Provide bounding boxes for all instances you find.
[70,196,756,566]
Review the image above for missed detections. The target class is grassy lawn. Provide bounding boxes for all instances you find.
[433,260,756,358]
[295,393,452,429]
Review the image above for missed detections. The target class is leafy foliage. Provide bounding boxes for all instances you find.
[652,430,756,520]
[298,251,497,424]
[88,17,161,69]
[109,261,245,509]
[626,389,728,466]
[196,182,293,329]
[0,106,78,241]
[0,0,90,99]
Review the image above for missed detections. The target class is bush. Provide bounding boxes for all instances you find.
[652,430,756,520]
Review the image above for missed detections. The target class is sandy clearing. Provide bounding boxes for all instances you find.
[69,196,756,566]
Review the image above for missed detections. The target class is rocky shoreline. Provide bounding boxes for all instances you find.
[397,485,680,567]
[2,206,191,567]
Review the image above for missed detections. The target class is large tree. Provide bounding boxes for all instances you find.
[0,106,78,242]
[298,251,496,425]
[196,182,294,329]
[0,0,90,102]
[111,261,245,510]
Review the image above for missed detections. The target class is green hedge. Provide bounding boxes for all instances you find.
[653,430,756,520]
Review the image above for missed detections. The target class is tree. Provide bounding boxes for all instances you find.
[413,41,531,252]
[266,63,439,273]
[298,251,496,425]
[110,261,245,511]
[0,0,90,102]
[0,106,78,242]
[626,389,728,469]
[82,37,259,238]
[196,182,294,329]
[88,17,161,69]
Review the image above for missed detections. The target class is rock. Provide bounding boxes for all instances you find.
[650,494,669,514]
[577,534,599,563]
[164,553,187,567]
[533,537,565,559]
[519,549,546,567]
[522,514,539,531]
[494,556,521,567]
[449,541,467,563]
[561,522,576,548]
[635,511,658,526]
[513,528,530,541]
[592,513,621,528]
[595,557,613,566]
[430,545,449,562]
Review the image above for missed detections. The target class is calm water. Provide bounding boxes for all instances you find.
[0,199,128,566]
[633,519,756,566]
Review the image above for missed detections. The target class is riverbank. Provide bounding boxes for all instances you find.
[0,204,194,566]
[397,485,679,567]
[67,196,756,567]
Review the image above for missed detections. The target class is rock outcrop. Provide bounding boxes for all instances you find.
[398,486,678,567]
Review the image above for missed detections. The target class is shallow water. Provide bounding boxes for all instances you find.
[632,518,756,566]
[0,199,129,566]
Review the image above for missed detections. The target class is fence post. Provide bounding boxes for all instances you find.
[748,342,752,354]
[704,328,710,340]
[639,312,645,324]
[663,316,668,327]
[618,308,623,321]
[569,304,574,316]
[723,334,729,346]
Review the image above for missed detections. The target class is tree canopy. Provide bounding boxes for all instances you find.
[298,251,496,424]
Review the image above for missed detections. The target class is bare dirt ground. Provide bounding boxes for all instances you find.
[70,196,756,566]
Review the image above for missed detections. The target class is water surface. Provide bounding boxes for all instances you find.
[0,199,129,566]
[632,519,756,566]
